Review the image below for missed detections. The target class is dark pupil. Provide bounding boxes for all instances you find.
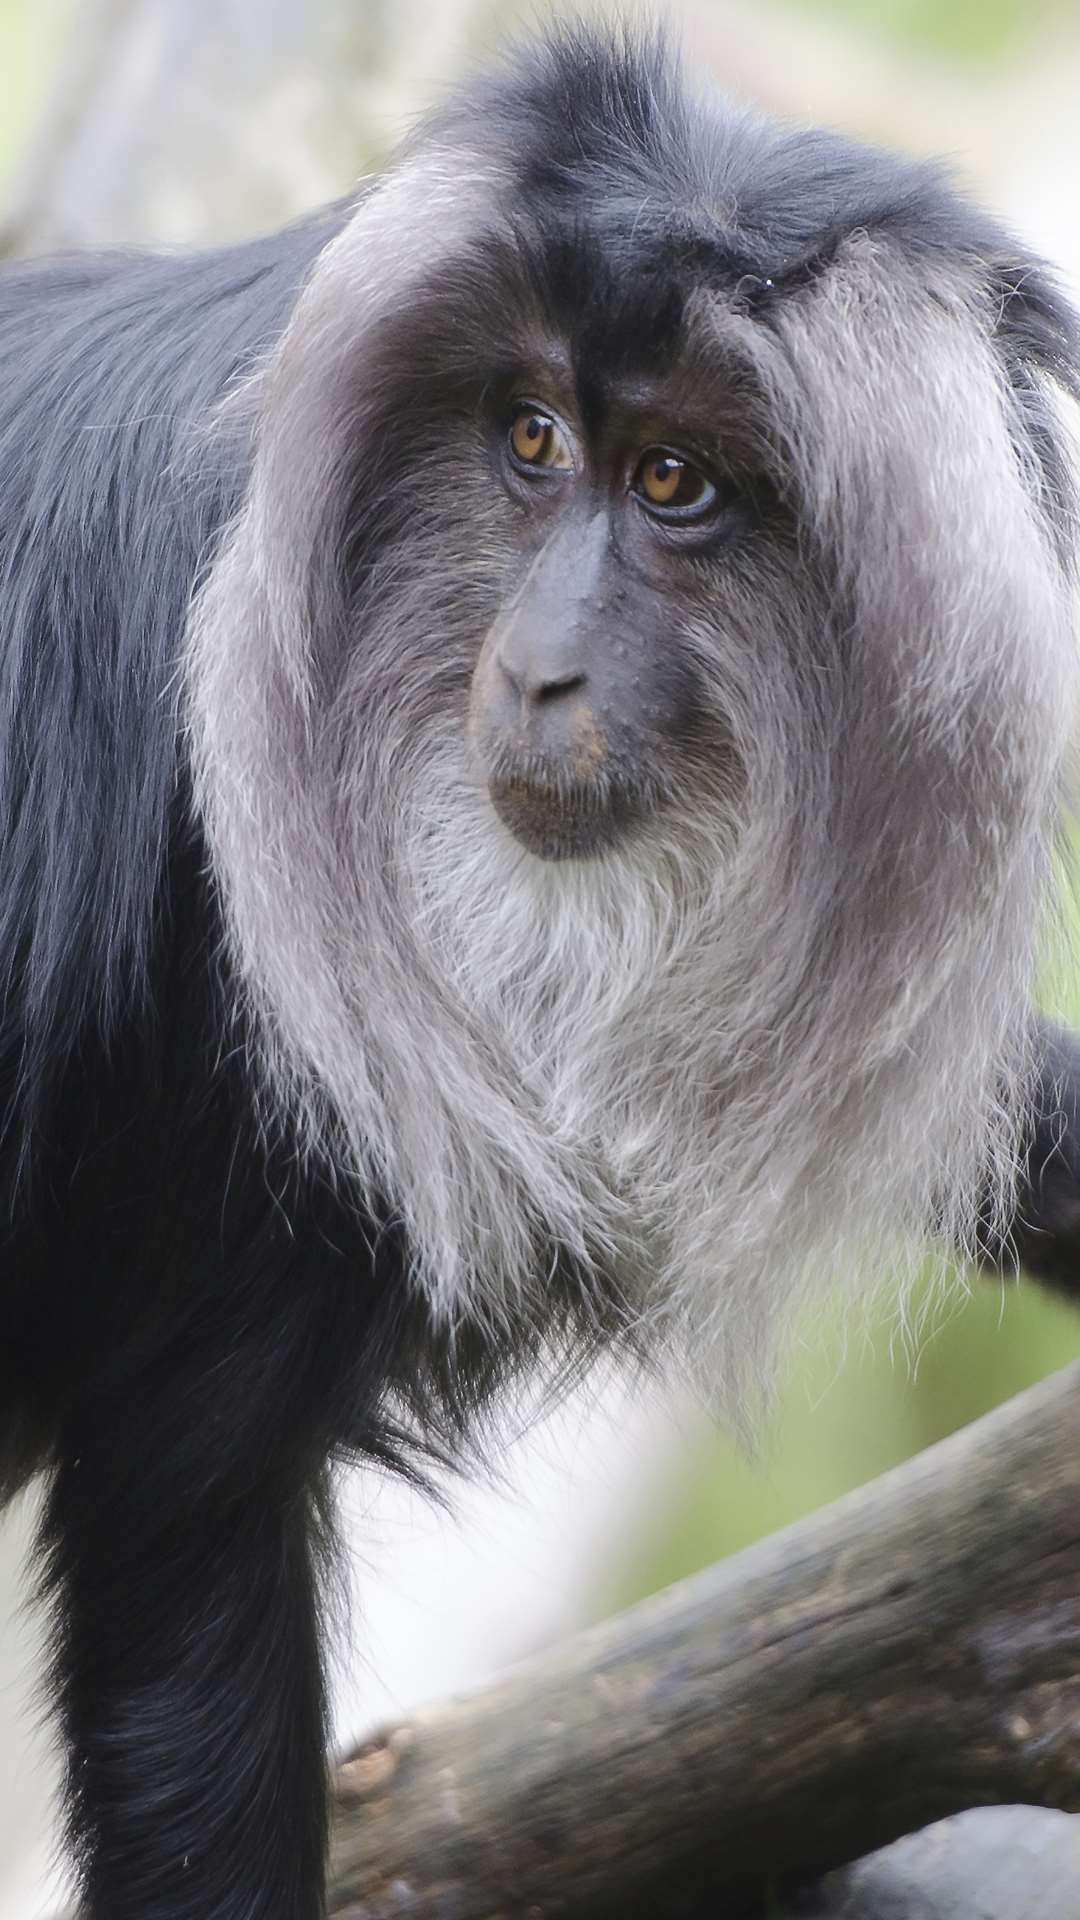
[655,457,677,483]
[524,417,545,449]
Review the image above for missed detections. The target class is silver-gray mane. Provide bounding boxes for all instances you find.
[187,54,1080,1413]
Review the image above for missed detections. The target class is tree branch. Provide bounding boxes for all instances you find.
[330,1361,1080,1917]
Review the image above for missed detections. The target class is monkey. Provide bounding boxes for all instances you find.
[1,20,1079,1919]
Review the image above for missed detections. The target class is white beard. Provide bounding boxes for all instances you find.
[393,758,973,1413]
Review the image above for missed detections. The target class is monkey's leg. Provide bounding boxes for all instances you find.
[41,1427,330,1920]
[990,1016,1080,1293]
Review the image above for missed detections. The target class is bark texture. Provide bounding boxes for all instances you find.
[329,1363,1080,1917]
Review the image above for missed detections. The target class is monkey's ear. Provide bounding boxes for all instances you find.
[992,258,1080,401]
[986,255,1080,557]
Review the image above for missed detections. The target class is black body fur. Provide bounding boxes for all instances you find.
[0,27,1078,1920]
[0,213,403,1916]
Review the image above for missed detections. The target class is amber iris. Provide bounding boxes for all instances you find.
[634,449,712,512]
[509,408,574,470]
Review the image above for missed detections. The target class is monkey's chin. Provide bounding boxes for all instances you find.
[488,776,638,862]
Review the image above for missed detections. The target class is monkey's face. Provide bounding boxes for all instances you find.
[466,368,757,862]
[318,213,791,876]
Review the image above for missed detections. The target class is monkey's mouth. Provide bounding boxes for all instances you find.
[488,771,647,861]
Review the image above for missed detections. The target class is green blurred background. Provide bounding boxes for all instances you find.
[791,0,1071,63]
[0,3,46,181]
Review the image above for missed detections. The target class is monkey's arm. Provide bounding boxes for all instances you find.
[991,1017,1080,1293]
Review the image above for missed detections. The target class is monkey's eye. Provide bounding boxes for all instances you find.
[632,448,716,519]
[508,406,574,473]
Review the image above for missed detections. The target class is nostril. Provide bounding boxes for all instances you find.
[533,670,586,706]
[492,644,588,708]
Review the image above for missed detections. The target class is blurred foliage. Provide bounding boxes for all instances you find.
[0,0,54,187]
[601,1280,1080,1613]
[792,0,1070,64]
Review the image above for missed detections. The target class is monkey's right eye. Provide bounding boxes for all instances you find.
[508,407,574,473]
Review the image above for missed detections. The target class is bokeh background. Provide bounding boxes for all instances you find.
[1,0,1079,1911]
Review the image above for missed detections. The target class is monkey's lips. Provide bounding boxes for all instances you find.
[487,770,646,861]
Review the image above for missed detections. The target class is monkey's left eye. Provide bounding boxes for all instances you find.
[508,407,574,473]
[632,449,716,519]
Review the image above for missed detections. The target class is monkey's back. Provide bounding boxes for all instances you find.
[0,208,381,1498]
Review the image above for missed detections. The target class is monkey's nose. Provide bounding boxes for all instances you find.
[469,583,604,775]
[495,650,587,709]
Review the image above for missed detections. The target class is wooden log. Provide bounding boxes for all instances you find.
[330,1361,1080,1917]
